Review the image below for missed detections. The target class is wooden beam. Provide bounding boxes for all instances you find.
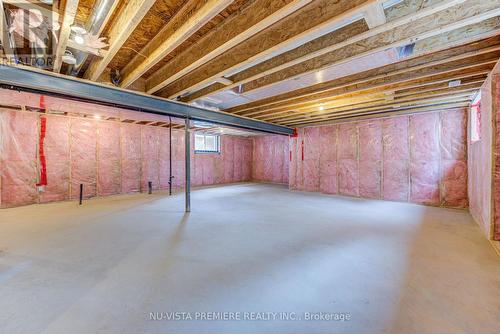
[258,78,485,117]
[240,45,500,117]
[217,0,500,100]
[363,2,386,28]
[149,0,387,96]
[282,95,472,126]
[248,63,492,118]
[0,0,14,57]
[83,0,157,81]
[260,83,482,121]
[226,37,500,114]
[53,0,79,73]
[289,101,470,126]
[119,0,235,88]
[215,77,234,86]
[274,90,476,124]
[144,0,316,94]
[181,0,469,101]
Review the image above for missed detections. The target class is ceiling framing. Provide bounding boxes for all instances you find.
[0,0,499,127]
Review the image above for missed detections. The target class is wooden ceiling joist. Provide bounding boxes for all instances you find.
[238,47,500,118]
[213,0,500,101]
[53,0,79,73]
[258,76,486,115]
[226,37,500,115]
[181,0,484,102]
[253,62,493,118]
[283,94,473,124]
[144,0,314,94]
[275,91,475,125]
[293,101,470,126]
[83,0,157,81]
[260,84,482,122]
[119,0,235,89]
[151,0,388,98]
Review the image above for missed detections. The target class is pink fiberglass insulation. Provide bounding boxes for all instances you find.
[121,123,142,193]
[141,126,160,191]
[190,135,252,187]
[382,117,409,201]
[0,88,254,208]
[70,118,97,200]
[252,135,289,184]
[409,113,440,205]
[288,109,468,208]
[223,136,235,183]
[171,129,185,189]
[98,121,121,196]
[441,110,468,208]
[39,115,70,203]
[337,123,358,196]
[319,126,337,193]
[494,73,500,240]
[0,110,38,207]
[303,127,320,191]
[159,127,171,190]
[358,120,382,199]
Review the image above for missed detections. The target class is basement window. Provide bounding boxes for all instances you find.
[195,134,220,153]
[471,93,481,142]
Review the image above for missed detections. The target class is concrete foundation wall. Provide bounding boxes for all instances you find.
[0,91,253,208]
[252,135,289,184]
[469,76,494,238]
[289,109,468,208]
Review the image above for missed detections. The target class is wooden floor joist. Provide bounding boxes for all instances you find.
[237,48,500,119]
[152,0,388,97]
[215,2,500,101]
[225,37,500,116]
[53,0,79,73]
[260,83,482,122]
[119,0,235,88]
[276,91,476,125]
[144,0,315,94]
[184,0,470,102]
[84,0,157,81]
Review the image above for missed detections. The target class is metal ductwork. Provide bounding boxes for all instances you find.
[66,0,116,76]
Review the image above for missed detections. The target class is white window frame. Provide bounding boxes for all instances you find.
[194,134,221,154]
[471,92,481,143]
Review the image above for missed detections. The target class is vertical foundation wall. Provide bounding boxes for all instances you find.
[0,90,253,208]
[289,109,468,208]
[469,77,494,237]
[252,135,289,184]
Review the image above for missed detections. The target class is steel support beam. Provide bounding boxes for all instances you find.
[0,65,293,135]
[185,118,191,213]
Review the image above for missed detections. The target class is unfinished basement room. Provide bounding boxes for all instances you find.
[1,0,500,333]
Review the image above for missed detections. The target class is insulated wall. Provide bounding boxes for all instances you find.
[252,135,289,184]
[0,101,252,208]
[469,64,500,241]
[492,71,500,240]
[290,109,468,208]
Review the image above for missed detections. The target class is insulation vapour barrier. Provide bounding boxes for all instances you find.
[289,109,468,208]
[0,108,252,208]
[252,135,289,184]
[0,110,38,207]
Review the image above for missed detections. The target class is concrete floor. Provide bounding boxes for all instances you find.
[0,183,499,334]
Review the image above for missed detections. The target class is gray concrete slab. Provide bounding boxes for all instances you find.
[0,183,499,334]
